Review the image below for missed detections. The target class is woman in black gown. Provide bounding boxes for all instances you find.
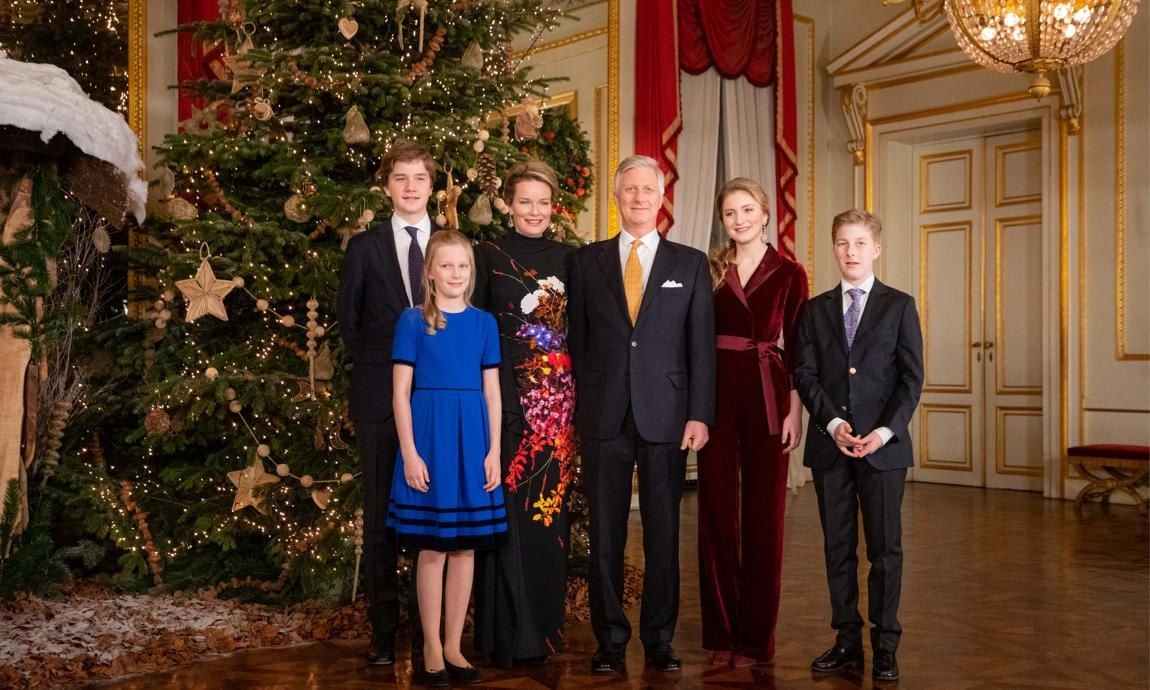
[473,159,576,668]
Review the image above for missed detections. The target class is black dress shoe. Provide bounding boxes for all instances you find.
[590,643,626,673]
[873,650,899,681]
[645,642,681,671]
[365,633,396,666]
[444,659,482,684]
[810,645,864,673]
[419,664,451,688]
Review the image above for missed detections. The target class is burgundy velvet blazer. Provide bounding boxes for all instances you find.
[713,244,809,434]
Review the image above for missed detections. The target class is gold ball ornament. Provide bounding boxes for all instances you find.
[300,474,314,488]
[436,190,448,202]
[275,463,291,477]
[205,367,219,380]
[280,315,295,327]
[153,299,165,310]
[225,387,237,400]
[154,319,166,329]
[256,443,271,458]
[466,168,478,181]
[228,400,243,413]
[435,213,447,226]
[472,140,485,153]
[283,194,310,223]
[162,290,175,302]
[478,129,490,142]
[166,197,199,221]
[256,299,270,311]
[232,277,245,288]
[159,309,172,320]
[340,472,354,484]
[314,326,326,337]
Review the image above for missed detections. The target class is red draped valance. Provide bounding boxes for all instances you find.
[679,0,778,88]
[634,0,683,234]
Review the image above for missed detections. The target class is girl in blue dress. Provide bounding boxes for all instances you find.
[388,229,507,686]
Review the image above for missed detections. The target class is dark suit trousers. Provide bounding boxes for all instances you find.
[582,408,687,648]
[357,420,402,635]
[812,457,906,653]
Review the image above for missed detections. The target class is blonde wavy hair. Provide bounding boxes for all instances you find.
[708,177,771,288]
[420,230,476,334]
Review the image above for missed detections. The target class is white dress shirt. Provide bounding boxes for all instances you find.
[392,214,432,305]
[617,228,660,290]
[826,273,894,447]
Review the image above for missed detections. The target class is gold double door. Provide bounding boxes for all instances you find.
[911,129,1044,491]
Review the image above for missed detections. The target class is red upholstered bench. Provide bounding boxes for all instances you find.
[1068,444,1149,515]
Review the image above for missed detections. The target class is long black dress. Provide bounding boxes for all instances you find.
[473,231,575,667]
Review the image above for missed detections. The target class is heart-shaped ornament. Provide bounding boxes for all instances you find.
[338,16,359,40]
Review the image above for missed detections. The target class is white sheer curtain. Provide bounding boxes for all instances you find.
[674,69,808,492]
[673,69,722,253]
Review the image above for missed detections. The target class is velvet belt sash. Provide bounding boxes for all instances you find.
[715,334,786,436]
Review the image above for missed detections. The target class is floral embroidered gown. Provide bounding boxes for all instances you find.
[472,232,576,667]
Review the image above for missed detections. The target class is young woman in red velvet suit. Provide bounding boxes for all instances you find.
[698,178,809,668]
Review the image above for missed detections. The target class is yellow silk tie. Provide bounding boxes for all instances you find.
[624,239,643,325]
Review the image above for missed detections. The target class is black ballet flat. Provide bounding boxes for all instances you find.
[419,664,451,688]
[444,659,482,684]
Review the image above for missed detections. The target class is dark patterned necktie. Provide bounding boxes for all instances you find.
[844,287,865,349]
[406,226,424,305]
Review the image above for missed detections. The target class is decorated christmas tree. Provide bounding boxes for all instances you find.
[65,0,593,601]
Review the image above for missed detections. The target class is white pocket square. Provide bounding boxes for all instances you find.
[661,279,683,288]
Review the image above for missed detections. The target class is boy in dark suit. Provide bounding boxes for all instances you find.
[338,140,437,666]
[794,209,923,682]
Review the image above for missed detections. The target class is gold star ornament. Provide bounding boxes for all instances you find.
[177,258,236,322]
[227,457,281,513]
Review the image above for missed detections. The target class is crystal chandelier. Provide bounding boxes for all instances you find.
[888,0,1142,98]
[948,0,1141,97]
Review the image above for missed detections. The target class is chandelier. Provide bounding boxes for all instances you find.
[888,0,1142,98]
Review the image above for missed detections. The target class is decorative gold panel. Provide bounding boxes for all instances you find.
[606,0,619,240]
[127,0,146,159]
[796,14,817,292]
[595,83,607,241]
[994,141,1042,206]
[995,215,1044,395]
[1115,40,1149,361]
[919,222,973,394]
[919,150,973,213]
[995,407,1044,476]
[919,404,974,471]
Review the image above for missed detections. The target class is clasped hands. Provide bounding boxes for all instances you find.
[833,422,883,459]
[403,450,502,493]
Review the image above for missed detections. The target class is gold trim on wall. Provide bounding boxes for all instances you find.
[514,27,608,60]
[869,63,983,92]
[994,140,1042,206]
[607,0,619,239]
[1115,40,1146,361]
[919,221,974,394]
[919,403,975,471]
[995,407,1044,476]
[995,214,1044,395]
[796,14,816,291]
[595,83,607,241]
[1060,116,1070,486]
[919,149,973,214]
[127,0,147,161]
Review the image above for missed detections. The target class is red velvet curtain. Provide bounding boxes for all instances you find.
[177,0,223,122]
[634,0,683,234]
[773,0,799,259]
[679,0,777,88]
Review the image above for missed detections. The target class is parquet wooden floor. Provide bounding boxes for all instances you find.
[88,483,1149,689]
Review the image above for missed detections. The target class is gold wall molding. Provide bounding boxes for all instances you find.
[796,14,817,291]
[995,407,1044,476]
[919,221,973,394]
[842,84,868,166]
[919,403,975,471]
[994,140,1042,206]
[607,0,619,239]
[1114,40,1146,361]
[594,83,607,240]
[128,0,147,162]
[919,149,973,213]
[514,27,608,60]
[995,215,1044,396]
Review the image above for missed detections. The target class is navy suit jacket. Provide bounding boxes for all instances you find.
[567,235,716,443]
[794,279,924,471]
[337,221,439,422]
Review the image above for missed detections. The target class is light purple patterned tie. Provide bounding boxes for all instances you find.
[844,288,865,349]
[406,226,424,306]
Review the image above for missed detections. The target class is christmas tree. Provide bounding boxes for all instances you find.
[68,0,593,601]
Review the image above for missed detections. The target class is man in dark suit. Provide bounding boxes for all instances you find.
[794,209,924,683]
[337,140,437,666]
[567,155,715,674]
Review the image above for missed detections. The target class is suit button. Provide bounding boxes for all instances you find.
[631,341,638,348]
[849,367,857,375]
[841,405,848,411]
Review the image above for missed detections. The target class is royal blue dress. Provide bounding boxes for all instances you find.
[387,306,508,551]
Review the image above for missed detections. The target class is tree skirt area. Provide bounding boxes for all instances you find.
[0,569,641,689]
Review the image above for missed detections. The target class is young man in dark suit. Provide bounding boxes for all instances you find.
[567,155,716,674]
[337,140,437,666]
[794,209,924,682]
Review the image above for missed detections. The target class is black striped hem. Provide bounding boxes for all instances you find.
[393,530,508,552]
